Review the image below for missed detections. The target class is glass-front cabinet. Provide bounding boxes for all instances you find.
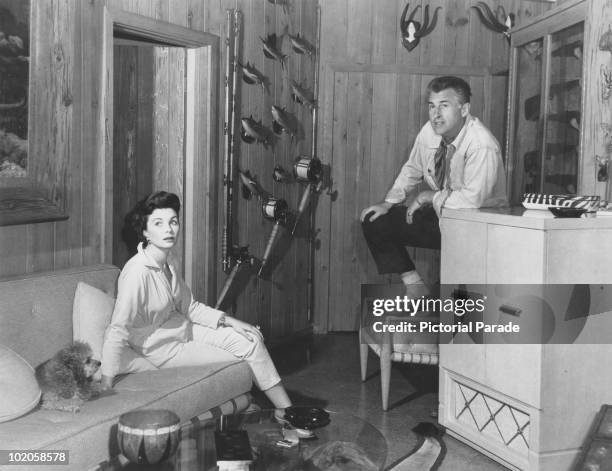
[506,0,586,204]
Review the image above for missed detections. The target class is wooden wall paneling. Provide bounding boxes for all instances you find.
[484,2,511,154]
[245,0,265,329]
[237,0,264,328]
[288,0,309,335]
[255,0,276,335]
[208,1,227,309]
[80,0,106,265]
[152,48,169,196]
[372,0,398,65]
[50,0,75,270]
[168,46,186,272]
[468,76,485,121]
[228,0,248,320]
[168,1,188,274]
[136,48,154,207]
[0,225,26,274]
[581,0,612,199]
[285,0,301,335]
[292,0,317,330]
[326,71,348,331]
[25,221,54,272]
[186,0,204,31]
[468,0,493,69]
[64,0,83,269]
[313,0,347,333]
[185,0,211,303]
[112,46,138,267]
[371,73,400,224]
[186,44,218,304]
[417,0,444,66]
[102,4,115,264]
[230,0,252,325]
[269,1,293,337]
[443,1,469,67]
[25,1,56,272]
[347,72,374,326]
[113,0,167,19]
[346,0,372,64]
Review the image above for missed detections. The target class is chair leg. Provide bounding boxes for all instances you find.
[380,344,391,411]
[359,330,368,382]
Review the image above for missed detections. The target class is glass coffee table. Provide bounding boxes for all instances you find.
[110,409,387,470]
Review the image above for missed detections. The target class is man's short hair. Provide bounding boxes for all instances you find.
[426,76,471,104]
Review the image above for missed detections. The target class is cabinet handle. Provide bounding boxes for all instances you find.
[499,304,522,317]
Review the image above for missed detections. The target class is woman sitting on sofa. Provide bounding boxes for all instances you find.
[100,191,292,417]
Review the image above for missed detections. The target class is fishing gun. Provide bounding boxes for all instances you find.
[258,197,289,277]
[291,156,323,235]
[215,246,255,310]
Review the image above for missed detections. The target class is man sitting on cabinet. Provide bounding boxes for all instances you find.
[360,75,508,294]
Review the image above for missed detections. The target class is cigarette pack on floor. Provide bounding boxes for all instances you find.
[215,430,253,470]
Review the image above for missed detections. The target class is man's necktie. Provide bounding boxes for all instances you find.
[434,140,447,189]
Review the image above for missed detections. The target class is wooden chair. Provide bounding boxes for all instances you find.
[359,283,439,411]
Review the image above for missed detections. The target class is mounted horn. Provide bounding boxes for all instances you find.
[471,2,515,40]
[400,4,442,52]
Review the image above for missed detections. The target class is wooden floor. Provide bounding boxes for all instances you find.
[258,332,509,470]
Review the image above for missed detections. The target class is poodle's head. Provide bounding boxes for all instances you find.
[59,341,101,381]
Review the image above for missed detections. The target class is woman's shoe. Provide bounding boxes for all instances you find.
[274,410,315,438]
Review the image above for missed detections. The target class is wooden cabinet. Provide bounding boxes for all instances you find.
[439,207,612,471]
[506,0,587,204]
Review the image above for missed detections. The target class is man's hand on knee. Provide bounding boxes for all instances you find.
[360,202,393,222]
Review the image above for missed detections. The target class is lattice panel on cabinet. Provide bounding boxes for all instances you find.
[454,381,530,455]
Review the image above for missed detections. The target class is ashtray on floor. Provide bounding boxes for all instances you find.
[284,406,330,430]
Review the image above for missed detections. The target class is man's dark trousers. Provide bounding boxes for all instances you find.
[361,205,441,274]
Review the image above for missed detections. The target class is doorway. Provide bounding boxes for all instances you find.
[111,44,185,270]
[99,7,220,301]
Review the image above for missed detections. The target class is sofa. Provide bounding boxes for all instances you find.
[0,264,253,471]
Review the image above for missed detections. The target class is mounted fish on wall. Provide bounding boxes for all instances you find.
[237,61,268,93]
[399,3,441,52]
[290,80,316,110]
[239,169,269,201]
[267,0,290,16]
[241,115,275,149]
[471,2,515,41]
[261,33,287,71]
[287,33,316,57]
[273,165,291,183]
[271,105,300,142]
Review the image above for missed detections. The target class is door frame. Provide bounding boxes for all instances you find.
[95,6,220,301]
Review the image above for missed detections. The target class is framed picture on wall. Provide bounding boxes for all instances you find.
[0,0,67,226]
[0,0,29,178]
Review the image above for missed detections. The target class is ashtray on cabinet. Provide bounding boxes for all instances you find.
[548,207,587,218]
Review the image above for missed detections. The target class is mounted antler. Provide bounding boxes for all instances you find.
[400,4,442,52]
[471,2,515,40]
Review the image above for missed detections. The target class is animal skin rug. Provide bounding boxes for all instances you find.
[385,423,446,471]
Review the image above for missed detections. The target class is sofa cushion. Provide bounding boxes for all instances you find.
[0,265,119,367]
[0,345,41,423]
[0,361,253,470]
[73,282,115,362]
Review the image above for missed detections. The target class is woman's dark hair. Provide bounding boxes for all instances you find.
[426,76,472,104]
[122,191,181,254]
